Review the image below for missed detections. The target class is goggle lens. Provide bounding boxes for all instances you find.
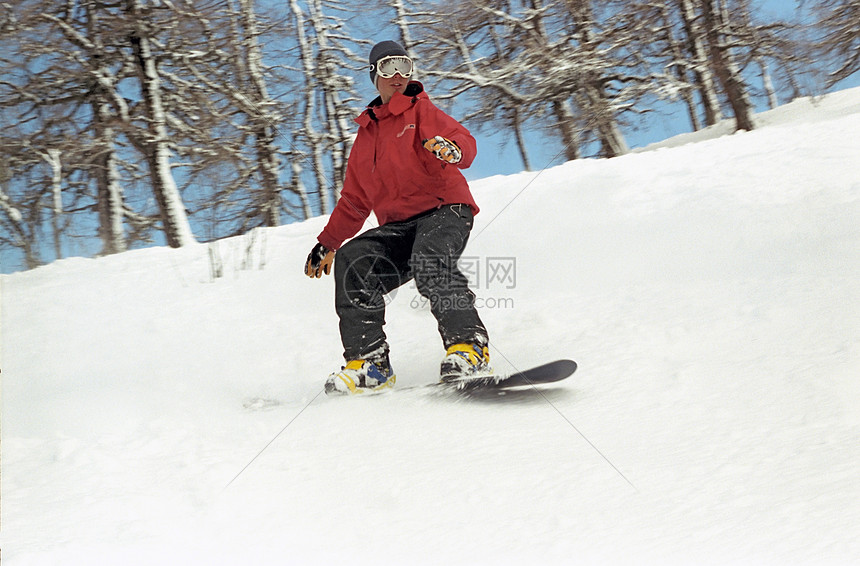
[374,56,413,79]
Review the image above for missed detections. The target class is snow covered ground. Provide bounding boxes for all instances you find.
[2,88,859,565]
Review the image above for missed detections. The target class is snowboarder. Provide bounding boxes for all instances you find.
[304,40,490,395]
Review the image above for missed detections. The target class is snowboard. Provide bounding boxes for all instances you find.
[319,359,577,397]
[441,359,577,392]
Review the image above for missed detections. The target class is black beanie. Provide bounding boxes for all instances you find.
[369,40,409,86]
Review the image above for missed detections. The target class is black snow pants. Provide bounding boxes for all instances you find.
[333,203,488,361]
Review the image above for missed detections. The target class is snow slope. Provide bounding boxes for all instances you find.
[2,88,859,565]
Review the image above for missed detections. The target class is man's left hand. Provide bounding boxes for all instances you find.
[423,136,462,164]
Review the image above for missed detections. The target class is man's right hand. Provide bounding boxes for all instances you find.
[305,242,335,278]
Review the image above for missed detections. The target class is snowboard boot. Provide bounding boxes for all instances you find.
[440,343,491,382]
[324,354,396,395]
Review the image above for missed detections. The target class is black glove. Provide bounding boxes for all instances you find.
[423,136,462,164]
[305,242,335,278]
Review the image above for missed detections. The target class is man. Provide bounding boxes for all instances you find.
[305,40,490,395]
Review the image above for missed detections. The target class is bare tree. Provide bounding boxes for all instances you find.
[307,0,360,198]
[813,0,860,88]
[409,0,580,166]
[222,0,298,226]
[0,134,46,269]
[611,0,704,131]
[677,0,725,126]
[125,0,195,247]
[0,1,138,264]
[563,0,629,157]
[287,0,362,213]
[42,3,130,254]
[289,0,331,213]
[701,0,755,130]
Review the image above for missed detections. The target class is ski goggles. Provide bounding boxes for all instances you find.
[372,55,414,79]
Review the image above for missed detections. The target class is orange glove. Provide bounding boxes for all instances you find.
[305,242,335,278]
[423,136,462,164]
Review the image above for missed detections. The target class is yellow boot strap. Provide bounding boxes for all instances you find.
[446,343,488,365]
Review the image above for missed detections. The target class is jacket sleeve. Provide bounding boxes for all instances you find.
[317,152,372,250]
[416,99,477,169]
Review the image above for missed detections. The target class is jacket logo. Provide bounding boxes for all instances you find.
[396,124,416,138]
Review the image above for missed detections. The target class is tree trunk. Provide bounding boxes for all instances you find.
[237,0,283,227]
[391,0,417,54]
[45,148,63,260]
[511,107,532,171]
[677,0,723,126]
[93,99,127,255]
[758,56,778,110]
[289,0,330,215]
[702,0,755,131]
[660,2,703,131]
[587,85,629,157]
[127,0,195,248]
[289,157,311,220]
[553,99,582,161]
[567,0,628,157]
[254,125,282,227]
[0,171,40,269]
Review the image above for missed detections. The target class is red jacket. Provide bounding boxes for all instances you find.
[317,82,479,250]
